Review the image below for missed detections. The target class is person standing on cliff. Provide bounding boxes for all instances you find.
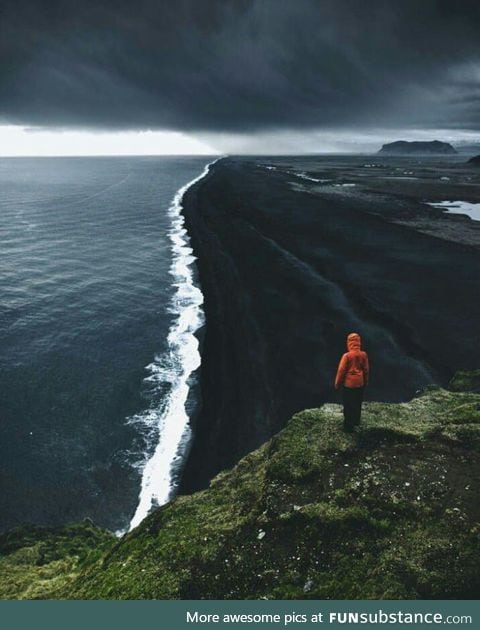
[334,332,369,432]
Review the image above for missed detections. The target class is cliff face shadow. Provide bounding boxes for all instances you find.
[180,157,480,493]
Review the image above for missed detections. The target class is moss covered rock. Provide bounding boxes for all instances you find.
[2,378,480,599]
[449,369,480,393]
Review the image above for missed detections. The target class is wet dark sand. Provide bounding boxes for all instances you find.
[180,155,480,493]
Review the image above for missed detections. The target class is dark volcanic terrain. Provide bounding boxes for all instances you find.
[180,155,480,493]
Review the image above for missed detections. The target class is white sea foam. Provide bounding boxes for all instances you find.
[426,200,480,222]
[128,159,219,531]
[295,172,321,182]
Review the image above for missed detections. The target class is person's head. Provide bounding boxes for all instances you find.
[346,332,361,351]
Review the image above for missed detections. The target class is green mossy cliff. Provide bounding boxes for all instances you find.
[2,376,480,600]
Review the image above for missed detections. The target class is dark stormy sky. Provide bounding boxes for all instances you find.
[1,0,479,152]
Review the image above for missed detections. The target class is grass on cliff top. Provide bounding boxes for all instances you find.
[2,379,480,600]
[0,521,115,599]
[71,384,480,599]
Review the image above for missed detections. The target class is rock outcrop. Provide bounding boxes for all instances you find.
[378,141,457,155]
[467,155,480,166]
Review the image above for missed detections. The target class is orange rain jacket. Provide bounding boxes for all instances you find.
[335,333,369,389]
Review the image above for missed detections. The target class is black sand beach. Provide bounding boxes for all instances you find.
[180,156,480,493]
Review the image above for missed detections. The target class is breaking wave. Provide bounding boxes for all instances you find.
[128,159,217,530]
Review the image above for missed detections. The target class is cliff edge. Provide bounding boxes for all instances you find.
[1,372,480,599]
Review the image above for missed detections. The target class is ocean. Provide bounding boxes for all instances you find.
[0,155,214,533]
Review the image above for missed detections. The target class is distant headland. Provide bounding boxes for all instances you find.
[378,140,457,155]
[467,155,480,166]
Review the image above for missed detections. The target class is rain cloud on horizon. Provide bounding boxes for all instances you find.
[1,0,480,152]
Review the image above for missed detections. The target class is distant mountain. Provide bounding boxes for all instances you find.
[378,140,457,155]
[453,144,480,155]
[467,155,480,166]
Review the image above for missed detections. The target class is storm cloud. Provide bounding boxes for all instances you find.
[1,0,480,133]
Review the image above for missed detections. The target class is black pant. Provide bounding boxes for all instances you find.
[342,386,364,432]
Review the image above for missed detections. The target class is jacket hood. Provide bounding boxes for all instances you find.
[347,332,362,351]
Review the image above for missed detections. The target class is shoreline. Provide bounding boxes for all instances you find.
[128,159,217,530]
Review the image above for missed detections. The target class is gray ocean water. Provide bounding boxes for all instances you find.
[0,156,212,533]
